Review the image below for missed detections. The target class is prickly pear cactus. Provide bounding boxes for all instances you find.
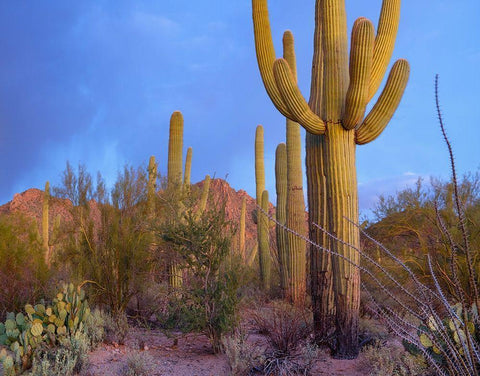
[0,284,90,374]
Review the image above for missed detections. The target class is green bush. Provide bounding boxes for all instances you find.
[159,200,239,353]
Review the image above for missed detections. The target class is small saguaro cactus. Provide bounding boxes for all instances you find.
[197,174,211,217]
[253,0,409,358]
[239,196,247,261]
[147,156,157,216]
[184,147,193,187]
[42,181,50,267]
[258,190,271,290]
[275,143,288,293]
[255,126,271,289]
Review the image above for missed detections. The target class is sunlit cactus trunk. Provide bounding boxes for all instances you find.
[275,143,288,293]
[282,31,308,303]
[147,156,157,216]
[252,0,409,358]
[43,181,50,267]
[167,111,184,289]
[239,196,247,261]
[259,190,271,289]
[255,126,271,289]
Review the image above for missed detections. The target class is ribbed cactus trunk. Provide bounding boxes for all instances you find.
[43,181,50,267]
[239,196,247,261]
[255,126,271,290]
[253,0,409,358]
[167,111,184,289]
[275,143,288,293]
[197,175,211,216]
[283,32,307,303]
[184,147,192,187]
[147,156,157,216]
[259,190,271,289]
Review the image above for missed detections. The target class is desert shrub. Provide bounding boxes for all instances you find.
[120,351,154,376]
[222,327,264,376]
[360,342,429,376]
[26,332,90,376]
[253,301,311,356]
[159,200,239,353]
[252,302,316,375]
[83,308,106,349]
[53,162,152,314]
[103,311,129,345]
[0,214,50,320]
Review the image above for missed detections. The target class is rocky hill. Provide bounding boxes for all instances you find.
[0,179,270,256]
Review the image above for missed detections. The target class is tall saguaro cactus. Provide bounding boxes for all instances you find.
[167,111,185,288]
[275,143,288,293]
[252,0,409,358]
[255,126,271,289]
[283,31,308,303]
[43,181,50,266]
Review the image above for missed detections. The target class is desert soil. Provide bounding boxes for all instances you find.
[84,327,368,376]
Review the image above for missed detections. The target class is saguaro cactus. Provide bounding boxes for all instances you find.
[184,147,193,187]
[197,174,211,216]
[239,196,247,261]
[275,143,288,293]
[167,111,185,288]
[147,156,157,216]
[43,181,50,266]
[253,0,409,358]
[255,126,271,289]
[283,31,308,303]
[258,190,271,289]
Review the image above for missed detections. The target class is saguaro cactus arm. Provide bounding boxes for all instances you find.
[369,0,401,100]
[273,59,326,134]
[252,0,292,118]
[343,18,374,130]
[356,59,409,145]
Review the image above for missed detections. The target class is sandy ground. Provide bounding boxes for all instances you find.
[84,327,367,376]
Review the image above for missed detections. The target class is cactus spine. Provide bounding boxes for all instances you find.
[239,196,247,261]
[147,156,157,216]
[275,143,288,293]
[253,0,409,357]
[43,181,50,267]
[167,111,185,288]
[258,190,271,289]
[255,126,271,289]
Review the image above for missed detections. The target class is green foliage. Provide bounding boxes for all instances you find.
[361,342,429,376]
[0,215,49,320]
[159,201,239,353]
[404,303,479,371]
[367,171,480,304]
[222,328,264,376]
[54,162,151,314]
[0,284,90,375]
[121,351,154,376]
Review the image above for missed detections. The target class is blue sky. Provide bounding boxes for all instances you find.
[0,1,478,216]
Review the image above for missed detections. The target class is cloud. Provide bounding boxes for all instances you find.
[131,11,180,36]
[358,172,426,216]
